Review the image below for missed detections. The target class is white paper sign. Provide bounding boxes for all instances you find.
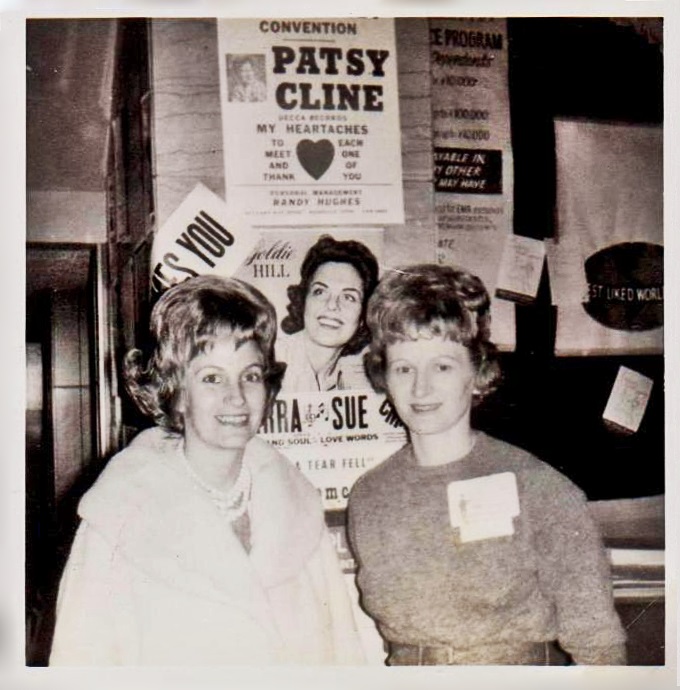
[260,390,407,510]
[149,183,261,297]
[217,18,404,225]
[550,120,663,355]
[447,472,519,543]
[431,17,516,350]
[495,234,546,303]
[602,366,653,433]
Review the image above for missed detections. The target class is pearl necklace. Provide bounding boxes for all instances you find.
[180,450,252,521]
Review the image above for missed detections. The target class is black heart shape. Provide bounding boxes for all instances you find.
[296,139,335,180]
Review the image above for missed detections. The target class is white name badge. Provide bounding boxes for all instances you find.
[447,472,520,543]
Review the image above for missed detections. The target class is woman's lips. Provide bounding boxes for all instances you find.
[410,403,441,413]
[216,414,249,426]
[317,316,344,329]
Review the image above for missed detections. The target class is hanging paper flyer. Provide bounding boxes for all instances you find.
[231,227,407,509]
[149,183,261,297]
[430,18,515,349]
[217,18,404,225]
[549,119,663,355]
[602,366,653,434]
[260,390,406,510]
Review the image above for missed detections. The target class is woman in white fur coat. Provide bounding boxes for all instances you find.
[50,275,364,666]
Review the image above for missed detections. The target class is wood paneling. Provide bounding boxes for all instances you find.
[50,290,92,502]
[151,19,224,226]
[51,293,84,387]
[52,388,87,501]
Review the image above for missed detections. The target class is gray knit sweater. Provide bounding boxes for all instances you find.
[347,433,627,665]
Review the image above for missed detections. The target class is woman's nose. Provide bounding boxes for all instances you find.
[412,369,431,398]
[223,380,246,406]
[326,292,341,311]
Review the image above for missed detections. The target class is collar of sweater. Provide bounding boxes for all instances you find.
[399,432,503,484]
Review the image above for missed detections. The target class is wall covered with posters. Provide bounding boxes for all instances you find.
[147,15,664,505]
[143,18,665,663]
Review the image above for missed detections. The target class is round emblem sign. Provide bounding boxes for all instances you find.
[583,242,663,331]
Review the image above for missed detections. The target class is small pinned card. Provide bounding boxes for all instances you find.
[602,366,653,433]
[495,234,546,304]
[447,472,520,543]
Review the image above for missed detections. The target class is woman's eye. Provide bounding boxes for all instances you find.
[242,370,263,384]
[392,365,412,376]
[342,292,358,304]
[310,286,326,297]
[202,373,222,384]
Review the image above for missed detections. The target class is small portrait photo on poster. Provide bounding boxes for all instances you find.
[226,53,267,103]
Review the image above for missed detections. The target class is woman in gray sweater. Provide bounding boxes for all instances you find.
[347,264,626,666]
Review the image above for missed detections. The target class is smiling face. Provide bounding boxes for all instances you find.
[178,334,267,454]
[385,335,477,437]
[303,261,364,350]
[239,60,256,85]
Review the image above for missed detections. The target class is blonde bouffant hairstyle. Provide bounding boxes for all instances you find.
[124,275,285,434]
[364,264,501,400]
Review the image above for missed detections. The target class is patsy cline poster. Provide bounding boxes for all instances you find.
[217,18,404,225]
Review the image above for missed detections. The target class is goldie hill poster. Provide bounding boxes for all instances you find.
[236,228,407,511]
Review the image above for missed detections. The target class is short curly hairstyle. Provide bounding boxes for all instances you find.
[280,235,379,356]
[124,275,285,434]
[364,264,501,400]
